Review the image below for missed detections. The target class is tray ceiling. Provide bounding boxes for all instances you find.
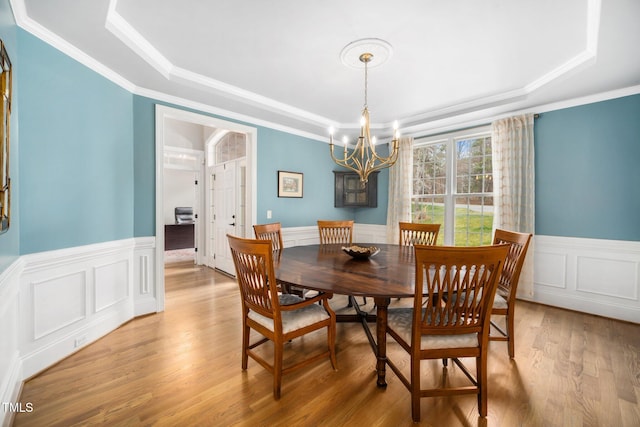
[14,0,640,138]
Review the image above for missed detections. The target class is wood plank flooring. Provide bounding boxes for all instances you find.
[13,261,640,426]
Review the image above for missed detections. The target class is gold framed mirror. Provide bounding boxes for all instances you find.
[0,40,11,233]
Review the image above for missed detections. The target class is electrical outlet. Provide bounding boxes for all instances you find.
[74,335,87,348]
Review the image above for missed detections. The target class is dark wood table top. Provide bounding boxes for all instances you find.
[274,243,417,298]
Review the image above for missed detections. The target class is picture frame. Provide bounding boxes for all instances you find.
[278,171,303,198]
[0,40,11,234]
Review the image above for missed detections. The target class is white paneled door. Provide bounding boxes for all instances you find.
[213,161,239,275]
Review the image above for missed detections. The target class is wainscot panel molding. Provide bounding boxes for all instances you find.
[281,223,387,248]
[280,226,318,248]
[283,228,638,323]
[133,237,157,316]
[18,238,154,379]
[530,235,640,323]
[354,223,387,244]
[0,258,24,427]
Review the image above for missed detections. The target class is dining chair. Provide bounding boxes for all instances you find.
[253,222,284,251]
[253,222,316,298]
[317,219,354,245]
[227,234,337,399]
[398,222,440,246]
[396,222,441,302]
[385,244,510,422]
[317,220,366,306]
[490,229,533,358]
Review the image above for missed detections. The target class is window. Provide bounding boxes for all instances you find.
[412,126,493,246]
[213,132,246,165]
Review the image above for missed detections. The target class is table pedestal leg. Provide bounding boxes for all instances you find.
[374,297,390,387]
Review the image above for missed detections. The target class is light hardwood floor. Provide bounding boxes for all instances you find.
[13,261,640,426]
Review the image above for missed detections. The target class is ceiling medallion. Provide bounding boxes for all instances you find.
[340,38,393,69]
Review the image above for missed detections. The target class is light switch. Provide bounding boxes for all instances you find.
[267,210,272,219]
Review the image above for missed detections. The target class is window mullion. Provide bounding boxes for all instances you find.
[444,136,455,245]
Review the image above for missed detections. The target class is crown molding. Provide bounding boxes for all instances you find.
[10,0,136,93]
[134,86,329,143]
[12,0,632,143]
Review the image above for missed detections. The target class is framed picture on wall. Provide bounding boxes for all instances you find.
[277,171,303,198]
[0,40,12,234]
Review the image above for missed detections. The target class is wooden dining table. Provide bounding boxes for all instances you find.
[274,243,417,387]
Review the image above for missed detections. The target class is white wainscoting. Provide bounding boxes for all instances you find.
[133,237,157,316]
[529,235,640,323]
[18,238,157,380]
[0,259,24,427]
[282,226,640,323]
[1,237,157,426]
[281,223,388,248]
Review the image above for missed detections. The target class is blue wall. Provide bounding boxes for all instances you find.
[535,94,640,241]
[9,9,640,260]
[17,30,134,253]
[132,96,156,237]
[0,0,19,270]
[130,96,390,234]
[255,127,386,226]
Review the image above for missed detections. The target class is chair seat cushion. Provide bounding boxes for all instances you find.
[450,289,507,310]
[249,294,330,334]
[387,308,479,349]
[492,293,508,309]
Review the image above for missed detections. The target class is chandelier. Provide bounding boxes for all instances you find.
[329,45,399,183]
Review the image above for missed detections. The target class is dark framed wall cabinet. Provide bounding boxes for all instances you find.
[333,171,378,208]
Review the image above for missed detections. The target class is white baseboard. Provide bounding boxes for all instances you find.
[20,308,133,379]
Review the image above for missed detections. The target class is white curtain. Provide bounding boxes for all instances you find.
[491,114,535,297]
[386,137,413,243]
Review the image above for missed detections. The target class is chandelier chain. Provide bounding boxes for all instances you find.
[364,58,368,108]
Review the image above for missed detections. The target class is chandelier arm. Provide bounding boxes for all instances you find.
[366,143,399,163]
[333,159,365,177]
[330,142,364,165]
[329,143,365,172]
[365,155,400,175]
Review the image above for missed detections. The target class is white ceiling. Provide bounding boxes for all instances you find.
[13,0,640,140]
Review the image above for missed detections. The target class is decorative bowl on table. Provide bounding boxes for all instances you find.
[342,245,380,260]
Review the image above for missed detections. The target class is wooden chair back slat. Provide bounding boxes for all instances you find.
[399,222,440,246]
[228,235,279,319]
[317,220,354,245]
[253,222,284,251]
[414,244,510,336]
[492,229,532,300]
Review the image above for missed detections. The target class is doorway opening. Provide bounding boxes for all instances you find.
[155,105,257,311]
